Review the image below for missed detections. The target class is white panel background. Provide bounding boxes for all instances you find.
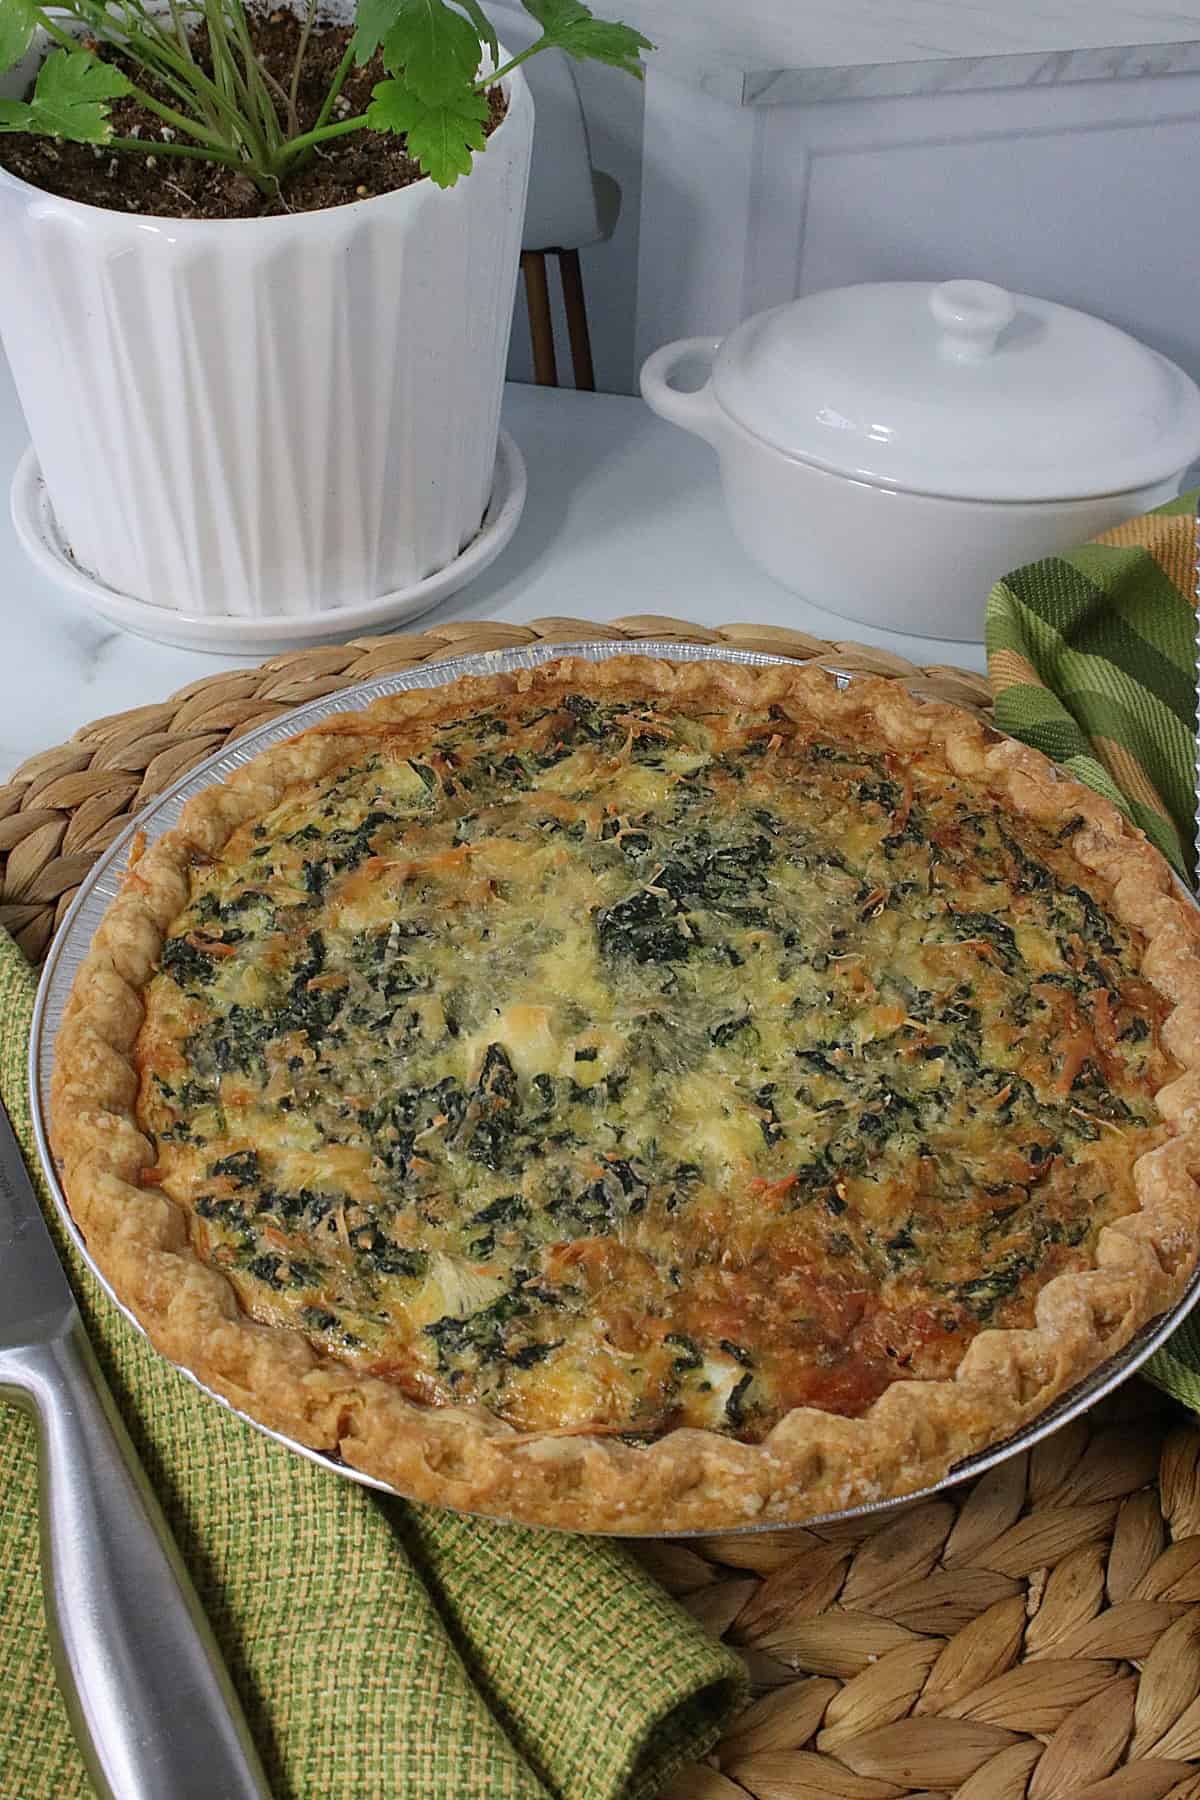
[795,114,1200,378]
[761,74,1200,380]
[509,62,1200,398]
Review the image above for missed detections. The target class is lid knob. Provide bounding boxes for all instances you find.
[930,280,1016,362]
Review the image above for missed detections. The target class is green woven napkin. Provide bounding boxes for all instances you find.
[0,933,746,1799]
[986,490,1198,880]
[985,489,1200,1409]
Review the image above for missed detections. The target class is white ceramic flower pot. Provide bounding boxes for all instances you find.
[0,52,532,625]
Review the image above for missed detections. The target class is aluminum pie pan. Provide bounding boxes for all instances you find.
[28,637,1200,1537]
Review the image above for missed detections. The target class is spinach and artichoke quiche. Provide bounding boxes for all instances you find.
[51,658,1200,1532]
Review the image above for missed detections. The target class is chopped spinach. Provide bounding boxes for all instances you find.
[666,1333,702,1374]
[597,888,693,966]
[160,935,222,989]
[209,1150,260,1188]
[725,1373,753,1429]
[424,1291,530,1369]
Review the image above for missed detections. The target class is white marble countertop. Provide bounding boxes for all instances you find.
[0,363,985,784]
[625,0,1200,103]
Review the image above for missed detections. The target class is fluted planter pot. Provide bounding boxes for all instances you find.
[0,53,532,630]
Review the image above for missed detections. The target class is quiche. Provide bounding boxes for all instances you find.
[51,657,1200,1532]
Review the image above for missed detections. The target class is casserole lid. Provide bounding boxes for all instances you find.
[711,280,1200,502]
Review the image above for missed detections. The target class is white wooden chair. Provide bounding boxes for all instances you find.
[491,2,621,388]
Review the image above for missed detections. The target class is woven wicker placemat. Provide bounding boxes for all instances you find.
[662,1384,1200,1800]
[11,614,1198,1800]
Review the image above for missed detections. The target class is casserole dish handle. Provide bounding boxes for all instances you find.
[640,337,724,445]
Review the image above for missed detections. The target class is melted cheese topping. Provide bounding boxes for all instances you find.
[134,688,1177,1441]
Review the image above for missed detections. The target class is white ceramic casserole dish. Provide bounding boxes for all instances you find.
[640,279,1200,642]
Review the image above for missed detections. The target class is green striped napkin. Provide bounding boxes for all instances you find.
[0,928,745,1799]
[986,490,1198,880]
[986,488,1200,1407]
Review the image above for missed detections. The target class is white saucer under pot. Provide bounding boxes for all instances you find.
[10,431,527,654]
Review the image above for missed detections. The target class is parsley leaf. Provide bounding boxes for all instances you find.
[353,0,648,188]
[352,0,402,65]
[520,0,652,74]
[0,47,131,141]
[452,0,499,64]
[0,0,36,76]
[367,78,487,186]
[357,0,482,95]
[383,0,482,98]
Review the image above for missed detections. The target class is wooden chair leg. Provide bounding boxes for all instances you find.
[521,251,558,387]
[557,248,596,392]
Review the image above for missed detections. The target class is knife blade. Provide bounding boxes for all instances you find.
[1194,494,1200,876]
[0,1096,82,1347]
[0,1095,273,1800]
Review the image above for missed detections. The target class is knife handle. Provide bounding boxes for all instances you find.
[0,1313,273,1800]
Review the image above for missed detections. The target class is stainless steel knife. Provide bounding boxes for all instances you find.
[0,1095,273,1800]
[1194,495,1200,876]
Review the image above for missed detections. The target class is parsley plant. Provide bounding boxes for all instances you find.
[0,0,651,195]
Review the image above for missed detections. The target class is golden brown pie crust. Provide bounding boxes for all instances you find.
[49,658,1200,1532]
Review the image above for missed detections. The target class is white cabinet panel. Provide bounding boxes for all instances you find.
[759,75,1200,381]
[795,123,1200,380]
[633,70,758,366]
[508,59,1200,401]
